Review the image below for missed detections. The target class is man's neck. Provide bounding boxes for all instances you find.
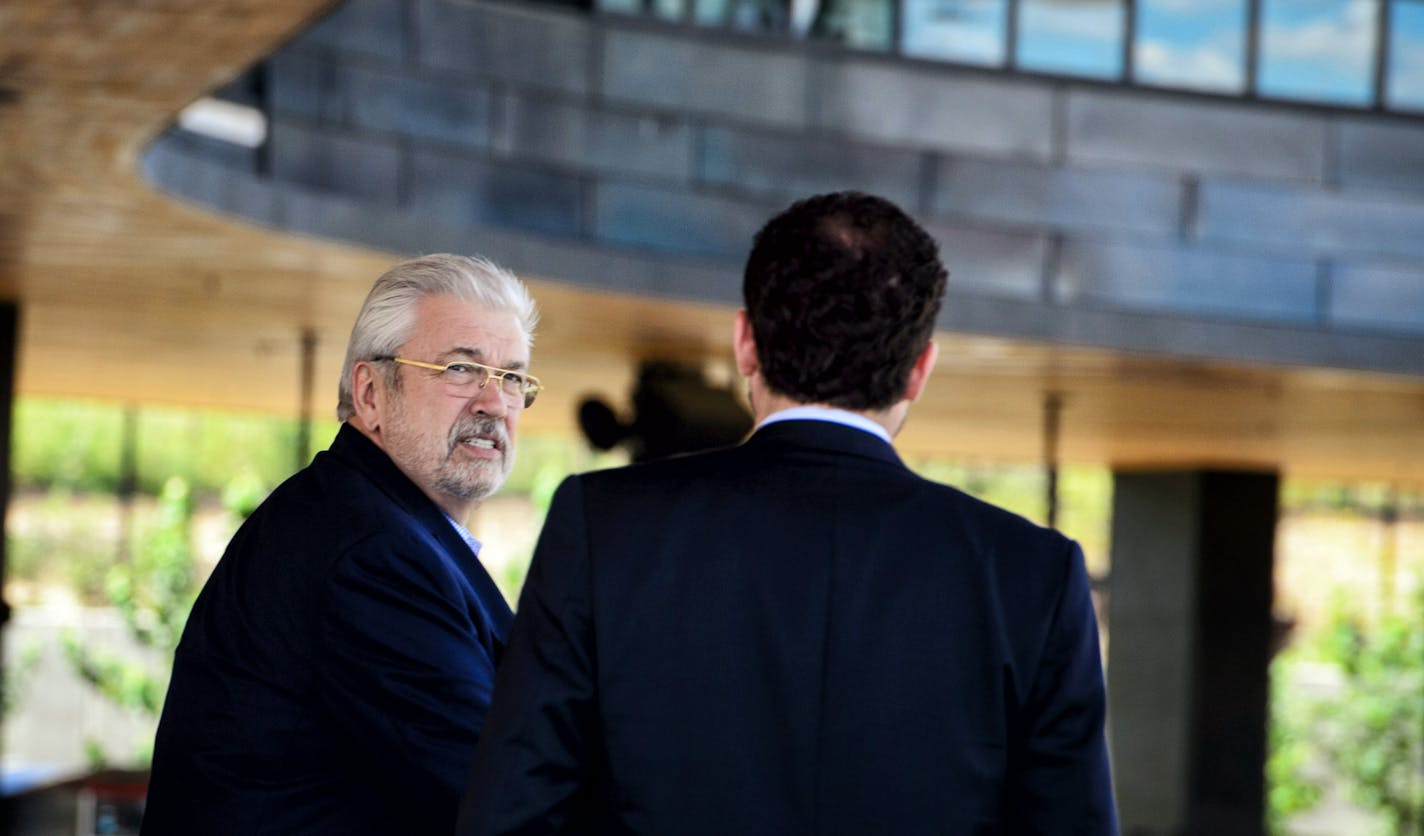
[750,386,908,438]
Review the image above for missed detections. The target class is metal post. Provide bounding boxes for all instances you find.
[297,328,317,472]
[1373,0,1391,110]
[1122,0,1137,83]
[1380,484,1398,615]
[1245,0,1261,97]
[118,405,139,563]
[1043,390,1062,530]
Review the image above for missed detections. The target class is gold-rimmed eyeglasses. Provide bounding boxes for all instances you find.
[374,356,542,408]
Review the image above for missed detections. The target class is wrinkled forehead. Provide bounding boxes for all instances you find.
[404,296,531,366]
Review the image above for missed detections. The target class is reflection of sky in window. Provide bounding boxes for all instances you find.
[1133,0,1247,93]
[1388,0,1424,110]
[1017,0,1126,79]
[902,0,1007,65]
[639,0,1420,114]
[1259,0,1377,105]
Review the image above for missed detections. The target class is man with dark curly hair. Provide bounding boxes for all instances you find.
[459,192,1117,835]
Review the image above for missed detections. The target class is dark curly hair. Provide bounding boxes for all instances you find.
[743,191,947,411]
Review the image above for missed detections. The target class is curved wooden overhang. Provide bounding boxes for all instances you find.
[1,0,1421,484]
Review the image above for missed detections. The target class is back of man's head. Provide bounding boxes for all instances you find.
[335,253,539,421]
[743,191,947,411]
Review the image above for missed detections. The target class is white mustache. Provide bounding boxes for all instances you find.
[447,417,508,456]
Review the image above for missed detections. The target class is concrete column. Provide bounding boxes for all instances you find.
[1108,470,1278,836]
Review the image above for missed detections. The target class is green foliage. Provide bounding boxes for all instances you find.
[60,631,165,718]
[1311,590,1424,834]
[1266,654,1324,834]
[110,477,199,652]
[907,459,1114,573]
[913,458,1047,521]
[221,469,269,520]
[501,434,617,498]
[61,476,208,767]
[1281,481,1424,519]
[83,739,108,772]
[1270,587,1424,835]
[2,640,42,718]
[11,397,330,496]
[132,409,333,495]
[1053,466,1113,574]
[11,401,125,492]
[498,560,529,609]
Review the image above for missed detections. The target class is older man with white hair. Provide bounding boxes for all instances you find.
[144,253,541,836]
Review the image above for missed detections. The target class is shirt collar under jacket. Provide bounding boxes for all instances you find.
[444,512,483,558]
[756,405,892,445]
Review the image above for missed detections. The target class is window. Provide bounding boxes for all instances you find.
[696,0,781,30]
[1258,0,1378,105]
[602,0,686,20]
[1016,0,1127,79]
[902,0,1009,65]
[1387,0,1424,109]
[806,0,896,48]
[1134,0,1249,93]
[600,0,1423,115]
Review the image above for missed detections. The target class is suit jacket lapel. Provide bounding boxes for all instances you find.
[326,423,514,636]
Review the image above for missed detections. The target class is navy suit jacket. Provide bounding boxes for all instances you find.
[459,419,1116,835]
[143,424,512,835]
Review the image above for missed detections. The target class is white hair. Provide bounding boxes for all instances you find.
[336,253,539,421]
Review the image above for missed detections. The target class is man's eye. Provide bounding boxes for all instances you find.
[445,363,477,375]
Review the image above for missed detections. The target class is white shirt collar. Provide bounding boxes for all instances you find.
[443,512,483,558]
[756,405,892,445]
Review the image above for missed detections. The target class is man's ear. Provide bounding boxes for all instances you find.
[903,340,939,403]
[349,361,385,432]
[733,310,760,379]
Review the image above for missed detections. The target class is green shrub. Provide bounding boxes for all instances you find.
[1313,590,1424,834]
[11,396,335,498]
[1266,653,1324,834]
[62,474,252,767]
[1269,586,1424,835]
[12,401,125,492]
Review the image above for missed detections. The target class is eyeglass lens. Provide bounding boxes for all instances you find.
[446,364,537,407]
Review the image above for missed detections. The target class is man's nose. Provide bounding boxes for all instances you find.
[467,379,508,416]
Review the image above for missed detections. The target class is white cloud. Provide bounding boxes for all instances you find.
[904,20,1005,62]
[901,0,1006,62]
[1261,1,1374,67]
[1136,37,1243,88]
[947,27,1005,60]
[1022,1,1123,41]
[1389,34,1424,103]
[1143,0,1241,14]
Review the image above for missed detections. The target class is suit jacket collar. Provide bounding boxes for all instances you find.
[328,422,447,525]
[743,418,905,468]
[324,424,511,627]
